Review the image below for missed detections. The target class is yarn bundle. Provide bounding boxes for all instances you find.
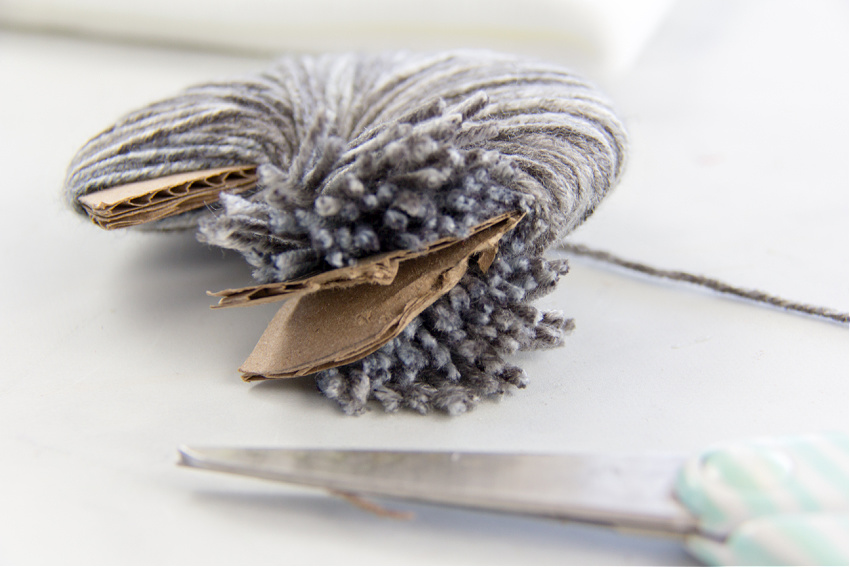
[66,51,628,415]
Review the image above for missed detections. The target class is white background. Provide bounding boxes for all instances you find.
[0,0,846,564]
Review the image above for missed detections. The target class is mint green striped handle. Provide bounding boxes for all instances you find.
[675,432,848,566]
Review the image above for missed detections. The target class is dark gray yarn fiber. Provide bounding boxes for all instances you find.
[66,51,628,415]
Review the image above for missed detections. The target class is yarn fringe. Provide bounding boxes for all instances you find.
[66,52,629,415]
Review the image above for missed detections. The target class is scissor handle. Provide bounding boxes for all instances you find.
[675,432,848,565]
[686,513,848,566]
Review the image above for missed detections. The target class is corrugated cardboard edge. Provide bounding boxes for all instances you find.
[239,210,524,381]
[209,210,522,308]
[77,165,258,229]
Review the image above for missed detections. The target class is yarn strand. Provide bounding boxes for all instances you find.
[560,243,849,325]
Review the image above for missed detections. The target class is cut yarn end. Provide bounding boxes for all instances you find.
[65,51,628,415]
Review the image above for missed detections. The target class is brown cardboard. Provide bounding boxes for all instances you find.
[78,165,258,229]
[238,211,523,380]
[210,211,522,309]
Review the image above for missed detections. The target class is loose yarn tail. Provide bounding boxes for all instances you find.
[561,243,849,325]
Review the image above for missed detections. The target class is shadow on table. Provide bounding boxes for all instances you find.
[187,486,697,565]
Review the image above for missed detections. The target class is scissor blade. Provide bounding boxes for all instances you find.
[179,447,698,535]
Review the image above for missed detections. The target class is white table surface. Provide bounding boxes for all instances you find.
[0,0,846,564]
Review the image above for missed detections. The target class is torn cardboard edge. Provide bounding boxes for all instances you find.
[209,210,523,309]
[237,210,524,381]
[77,165,258,229]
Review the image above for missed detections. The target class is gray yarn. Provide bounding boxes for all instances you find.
[561,243,850,325]
[66,51,628,415]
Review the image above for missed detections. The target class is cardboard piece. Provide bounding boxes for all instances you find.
[210,211,522,309]
[78,165,258,229]
[237,211,523,381]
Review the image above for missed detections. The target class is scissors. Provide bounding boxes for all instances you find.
[178,432,848,565]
